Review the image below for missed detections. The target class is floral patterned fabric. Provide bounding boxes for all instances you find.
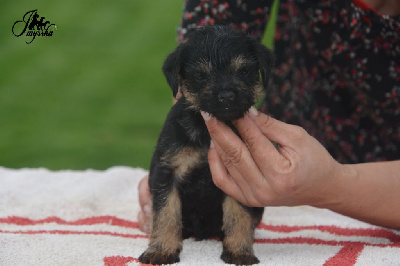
[178,0,400,164]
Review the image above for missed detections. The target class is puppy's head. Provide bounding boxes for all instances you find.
[163,26,273,121]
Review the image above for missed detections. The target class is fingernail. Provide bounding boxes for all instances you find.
[249,106,258,117]
[210,139,214,149]
[143,205,151,216]
[142,224,148,233]
[201,111,211,121]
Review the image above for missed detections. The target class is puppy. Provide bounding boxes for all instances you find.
[139,26,273,265]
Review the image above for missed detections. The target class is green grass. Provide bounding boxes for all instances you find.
[1,1,277,170]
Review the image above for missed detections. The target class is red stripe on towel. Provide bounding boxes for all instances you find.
[2,216,399,245]
[257,224,400,243]
[2,229,400,249]
[255,237,399,248]
[0,229,148,239]
[0,216,138,229]
[324,244,364,266]
[103,257,152,266]
[104,256,137,266]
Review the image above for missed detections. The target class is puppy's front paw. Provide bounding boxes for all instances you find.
[139,249,180,265]
[221,250,259,265]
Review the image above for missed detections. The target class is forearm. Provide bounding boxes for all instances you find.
[321,161,400,229]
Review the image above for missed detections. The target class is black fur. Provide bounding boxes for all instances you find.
[139,26,273,265]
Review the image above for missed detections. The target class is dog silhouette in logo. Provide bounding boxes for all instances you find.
[28,11,50,31]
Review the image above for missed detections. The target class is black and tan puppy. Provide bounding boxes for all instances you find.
[139,26,273,265]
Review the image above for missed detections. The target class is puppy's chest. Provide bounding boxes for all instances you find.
[162,146,209,182]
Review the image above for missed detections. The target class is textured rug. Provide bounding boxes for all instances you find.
[1,166,399,265]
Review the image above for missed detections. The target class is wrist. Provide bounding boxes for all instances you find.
[312,163,358,210]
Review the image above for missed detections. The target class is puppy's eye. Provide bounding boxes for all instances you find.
[238,68,250,76]
[193,72,208,83]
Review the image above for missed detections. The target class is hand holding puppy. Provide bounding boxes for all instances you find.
[202,108,400,229]
[201,107,342,208]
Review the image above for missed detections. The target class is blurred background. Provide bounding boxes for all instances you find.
[1,0,275,170]
[1,0,184,170]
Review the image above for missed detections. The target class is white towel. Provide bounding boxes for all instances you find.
[0,166,399,265]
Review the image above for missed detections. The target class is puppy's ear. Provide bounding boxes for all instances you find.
[162,44,185,97]
[254,42,274,90]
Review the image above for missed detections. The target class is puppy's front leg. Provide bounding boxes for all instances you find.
[139,185,182,264]
[221,196,259,265]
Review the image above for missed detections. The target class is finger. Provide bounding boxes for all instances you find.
[201,112,267,204]
[248,109,307,149]
[137,210,151,234]
[208,141,249,205]
[232,112,291,173]
[138,175,152,233]
[211,139,262,205]
[202,111,263,176]
[201,111,245,156]
[138,175,151,209]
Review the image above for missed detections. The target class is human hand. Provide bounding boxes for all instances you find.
[201,107,344,208]
[137,175,151,234]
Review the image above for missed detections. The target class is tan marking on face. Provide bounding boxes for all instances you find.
[199,59,212,74]
[180,84,200,111]
[147,186,182,254]
[222,196,255,255]
[231,55,247,71]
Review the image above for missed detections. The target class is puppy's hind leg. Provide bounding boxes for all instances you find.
[139,186,182,264]
[221,196,259,265]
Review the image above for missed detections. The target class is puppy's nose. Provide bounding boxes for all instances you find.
[218,90,235,103]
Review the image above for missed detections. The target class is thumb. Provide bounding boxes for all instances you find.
[248,108,308,149]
